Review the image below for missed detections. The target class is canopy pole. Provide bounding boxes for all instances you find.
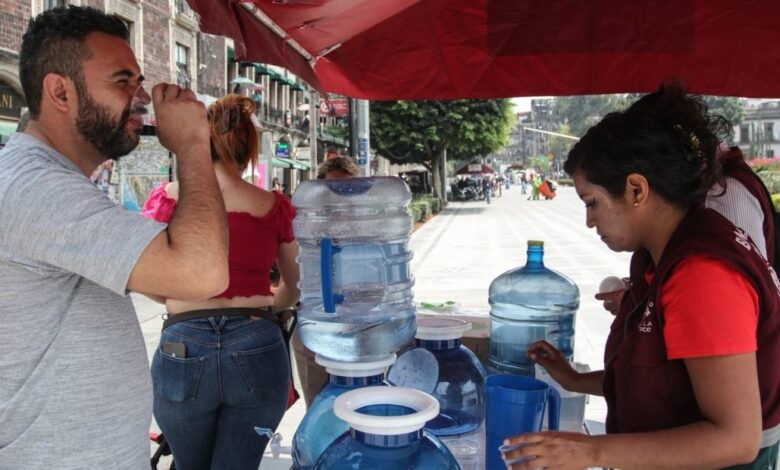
[240,3,315,66]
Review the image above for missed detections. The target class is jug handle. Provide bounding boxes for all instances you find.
[320,238,345,313]
[546,386,561,431]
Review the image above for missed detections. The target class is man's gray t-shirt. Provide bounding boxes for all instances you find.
[0,133,166,468]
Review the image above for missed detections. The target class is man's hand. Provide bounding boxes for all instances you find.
[151,83,209,157]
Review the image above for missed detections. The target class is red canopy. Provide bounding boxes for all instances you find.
[188,0,780,100]
[456,163,495,175]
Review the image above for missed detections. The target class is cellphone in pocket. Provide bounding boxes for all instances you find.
[162,341,186,358]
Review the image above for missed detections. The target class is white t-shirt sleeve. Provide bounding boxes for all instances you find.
[706,176,767,259]
[0,163,166,295]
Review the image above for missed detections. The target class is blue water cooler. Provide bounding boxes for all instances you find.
[292,177,416,361]
[314,387,460,469]
[292,354,396,469]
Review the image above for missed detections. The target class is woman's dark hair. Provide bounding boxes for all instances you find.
[564,82,731,208]
[19,6,129,118]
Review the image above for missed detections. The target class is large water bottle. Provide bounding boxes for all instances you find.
[314,387,460,469]
[388,317,486,436]
[292,177,416,361]
[292,354,396,469]
[488,240,579,376]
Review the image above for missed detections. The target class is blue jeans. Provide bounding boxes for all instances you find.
[151,316,290,470]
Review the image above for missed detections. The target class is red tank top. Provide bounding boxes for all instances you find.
[141,183,296,298]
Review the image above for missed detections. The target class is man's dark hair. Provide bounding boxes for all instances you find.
[19,6,129,118]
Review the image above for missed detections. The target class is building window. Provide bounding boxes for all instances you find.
[740,125,750,143]
[44,0,66,9]
[120,19,135,51]
[768,150,775,158]
[175,43,190,88]
[175,0,193,16]
[765,122,775,141]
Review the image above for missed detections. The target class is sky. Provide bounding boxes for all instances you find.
[512,96,551,113]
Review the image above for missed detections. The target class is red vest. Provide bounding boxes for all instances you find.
[603,207,780,434]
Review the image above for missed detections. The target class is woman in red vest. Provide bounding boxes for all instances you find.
[502,83,780,469]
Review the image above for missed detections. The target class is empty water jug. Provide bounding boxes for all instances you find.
[488,240,580,376]
[314,387,460,469]
[292,354,396,469]
[292,177,416,361]
[388,317,486,436]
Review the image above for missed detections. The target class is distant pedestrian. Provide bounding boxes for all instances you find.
[520,172,528,194]
[482,175,492,204]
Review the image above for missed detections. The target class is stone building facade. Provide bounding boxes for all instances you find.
[0,0,347,205]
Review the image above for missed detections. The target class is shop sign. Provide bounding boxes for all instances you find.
[319,98,349,117]
[275,141,290,158]
[296,146,311,161]
[0,85,24,120]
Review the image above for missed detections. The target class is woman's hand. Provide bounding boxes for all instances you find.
[527,341,578,390]
[595,277,628,315]
[502,431,597,470]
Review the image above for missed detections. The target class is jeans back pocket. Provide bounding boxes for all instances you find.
[232,339,290,395]
[151,348,206,402]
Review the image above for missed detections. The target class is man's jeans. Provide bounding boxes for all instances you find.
[151,316,290,470]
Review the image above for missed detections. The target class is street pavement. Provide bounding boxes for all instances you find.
[133,183,632,469]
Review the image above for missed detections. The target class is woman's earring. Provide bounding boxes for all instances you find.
[633,202,639,207]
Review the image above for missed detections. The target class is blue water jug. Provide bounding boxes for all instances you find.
[292,354,396,469]
[388,317,486,437]
[488,240,580,376]
[314,387,460,469]
[292,177,416,361]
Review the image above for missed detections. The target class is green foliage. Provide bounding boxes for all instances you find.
[370,99,515,167]
[771,194,780,212]
[752,160,780,194]
[409,195,442,222]
[409,201,432,222]
[525,155,551,173]
[549,122,576,161]
[551,93,743,142]
[551,94,631,137]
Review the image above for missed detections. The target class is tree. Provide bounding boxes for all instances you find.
[551,95,631,137]
[552,93,743,141]
[370,99,514,199]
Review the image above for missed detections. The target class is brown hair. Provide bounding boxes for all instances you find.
[316,156,360,179]
[208,94,258,170]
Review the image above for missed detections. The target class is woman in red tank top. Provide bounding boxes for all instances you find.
[142,94,300,470]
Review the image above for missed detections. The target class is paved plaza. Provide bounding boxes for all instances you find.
[134,184,632,469]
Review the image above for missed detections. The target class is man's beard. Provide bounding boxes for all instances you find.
[75,82,139,160]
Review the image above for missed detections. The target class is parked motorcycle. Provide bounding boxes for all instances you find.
[450,177,483,201]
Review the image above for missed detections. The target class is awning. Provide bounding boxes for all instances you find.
[254,63,271,75]
[188,1,780,100]
[272,157,310,170]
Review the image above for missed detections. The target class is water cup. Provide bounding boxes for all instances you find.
[485,374,560,470]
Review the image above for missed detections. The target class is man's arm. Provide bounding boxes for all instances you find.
[127,84,228,300]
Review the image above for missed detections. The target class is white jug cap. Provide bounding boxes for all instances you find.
[315,354,396,377]
[415,317,471,340]
[333,386,439,435]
